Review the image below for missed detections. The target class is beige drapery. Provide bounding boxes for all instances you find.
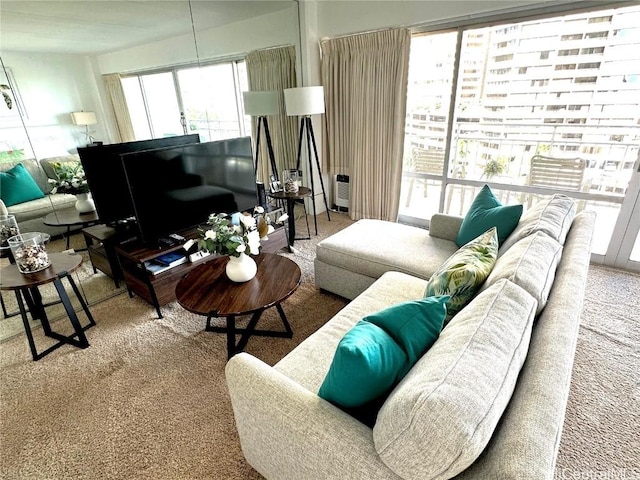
[103,74,135,143]
[245,45,298,184]
[321,28,411,221]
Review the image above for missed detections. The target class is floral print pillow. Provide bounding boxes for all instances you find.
[425,227,498,320]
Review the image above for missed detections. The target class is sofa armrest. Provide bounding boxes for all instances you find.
[226,353,400,480]
[429,213,463,242]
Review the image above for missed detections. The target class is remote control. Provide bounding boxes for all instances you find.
[169,233,185,242]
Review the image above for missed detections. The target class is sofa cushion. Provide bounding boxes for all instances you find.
[0,163,45,206]
[499,194,575,253]
[318,296,448,411]
[318,320,407,409]
[0,158,50,193]
[275,271,430,394]
[316,219,458,281]
[373,279,537,480]
[456,184,523,247]
[425,226,498,319]
[482,231,563,315]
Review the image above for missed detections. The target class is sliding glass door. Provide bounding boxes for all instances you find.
[606,162,640,272]
[399,4,640,267]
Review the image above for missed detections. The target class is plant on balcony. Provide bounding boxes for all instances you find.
[481,157,507,179]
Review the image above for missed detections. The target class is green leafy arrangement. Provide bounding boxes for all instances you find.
[47,162,90,195]
[198,207,288,258]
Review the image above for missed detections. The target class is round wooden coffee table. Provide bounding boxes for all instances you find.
[175,253,301,358]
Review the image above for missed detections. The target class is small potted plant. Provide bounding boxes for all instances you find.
[199,206,287,282]
[47,162,95,213]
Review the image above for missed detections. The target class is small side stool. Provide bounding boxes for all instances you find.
[0,252,96,361]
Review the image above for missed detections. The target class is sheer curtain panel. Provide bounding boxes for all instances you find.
[321,28,411,221]
[245,45,298,183]
[103,74,135,143]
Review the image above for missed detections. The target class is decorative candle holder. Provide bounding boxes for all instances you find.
[8,232,51,274]
[0,214,20,249]
[283,169,299,194]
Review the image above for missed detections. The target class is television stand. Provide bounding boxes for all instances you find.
[114,224,290,318]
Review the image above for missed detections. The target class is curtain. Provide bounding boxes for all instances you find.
[103,74,135,143]
[245,45,298,184]
[321,28,411,221]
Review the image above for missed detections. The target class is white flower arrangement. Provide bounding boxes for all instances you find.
[198,206,288,258]
[47,162,90,195]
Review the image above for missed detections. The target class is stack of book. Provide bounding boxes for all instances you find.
[144,251,188,275]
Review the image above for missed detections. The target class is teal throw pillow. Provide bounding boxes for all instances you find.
[0,163,45,207]
[318,296,449,410]
[456,184,523,247]
[426,227,498,319]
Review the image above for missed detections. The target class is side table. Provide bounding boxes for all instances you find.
[175,253,301,358]
[43,207,100,250]
[0,252,96,361]
[82,224,124,288]
[269,186,311,246]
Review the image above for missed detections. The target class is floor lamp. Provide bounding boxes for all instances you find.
[283,86,331,235]
[243,91,280,181]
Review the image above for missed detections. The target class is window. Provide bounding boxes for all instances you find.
[574,76,597,84]
[401,4,640,256]
[581,47,605,54]
[121,60,248,141]
[588,15,612,23]
[578,62,601,69]
[586,31,608,39]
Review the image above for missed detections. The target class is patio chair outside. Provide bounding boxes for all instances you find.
[527,155,588,210]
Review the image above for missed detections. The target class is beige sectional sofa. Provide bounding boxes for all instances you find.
[226,195,596,479]
[0,155,79,237]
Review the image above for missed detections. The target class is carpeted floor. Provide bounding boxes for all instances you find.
[1,212,639,479]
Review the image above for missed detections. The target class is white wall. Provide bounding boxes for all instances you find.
[0,52,105,157]
[97,6,300,74]
[316,1,577,38]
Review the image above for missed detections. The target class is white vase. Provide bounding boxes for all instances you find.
[225,253,257,282]
[75,193,95,213]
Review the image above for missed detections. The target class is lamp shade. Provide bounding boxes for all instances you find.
[243,91,280,116]
[70,111,97,126]
[284,86,325,116]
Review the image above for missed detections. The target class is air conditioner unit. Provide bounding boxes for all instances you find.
[334,174,349,211]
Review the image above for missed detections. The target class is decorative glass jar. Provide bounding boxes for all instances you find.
[0,214,20,250]
[283,169,299,194]
[8,232,51,274]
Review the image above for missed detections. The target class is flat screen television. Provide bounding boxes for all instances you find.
[78,134,201,227]
[121,136,258,245]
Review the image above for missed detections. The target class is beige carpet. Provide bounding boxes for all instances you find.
[1,212,639,479]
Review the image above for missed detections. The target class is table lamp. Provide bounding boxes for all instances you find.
[70,111,98,146]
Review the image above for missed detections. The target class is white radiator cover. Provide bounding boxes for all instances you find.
[335,174,350,209]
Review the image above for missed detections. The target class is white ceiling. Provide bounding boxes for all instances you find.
[0,1,294,55]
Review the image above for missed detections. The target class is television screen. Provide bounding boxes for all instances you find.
[78,134,201,226]
[121,137,258,245]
